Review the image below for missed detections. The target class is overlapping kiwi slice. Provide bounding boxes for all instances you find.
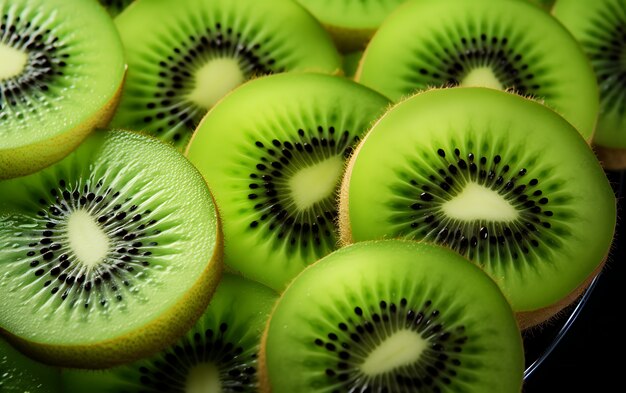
[260,240,524,393]
[0,130,223,369]
[62,273,277,392]
[553,0,626,168]
[186,73,390,291]
[1,337,62,393]
[340,87,616,329]
[356,0,599,141]
[0,0,126,179]
[110,0,342,150]
[98,0,134,17]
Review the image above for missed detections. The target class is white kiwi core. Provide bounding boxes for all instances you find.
[289,155,344,210]
[187,57,245,109]
[360,330,427,375]
[443,182,518,222]
[67,209,110,268]
[0,44,28,81]
[460,67,503,90]
[185,363,222,393]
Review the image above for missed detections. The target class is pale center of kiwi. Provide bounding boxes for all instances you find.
[187,58,245,109]
[288,155,344,210]
[0,44,28,81]
[185,363,222,393]
[443,182,517,222]
[460,67,503,90]
[360,329,427,375]
[67,209,110,268]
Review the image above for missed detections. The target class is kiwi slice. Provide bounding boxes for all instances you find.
[110,0,342,150]
[340,87,616,329]
[553,0,626,169]
[1,337,62,393]
[0,0,126,179]
[99,0,134,17]
[0,130,223,369]
[260,240,524,392]
[62,273,278,392]
[294,0,408,52]
[355,0,599,141]
[186,73,390,291]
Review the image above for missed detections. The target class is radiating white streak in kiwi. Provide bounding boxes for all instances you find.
[288,155,343,210]
[360,329,427,375]
[187,58,245,109]
[185,363,222,393]
[442,182,518,222]
[0,44,28,80]
[459,67,503,90]
[67,209,109,268]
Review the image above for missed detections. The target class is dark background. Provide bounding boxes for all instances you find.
[521,169,623,392]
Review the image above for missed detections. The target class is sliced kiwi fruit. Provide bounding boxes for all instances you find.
[0,130,223,369]
[110,0,342,151]
[355,0,599,141]
[0,0,126,179]
[294,0,408,52]
[260,240,524,393]
[339,87,616,329]
[553,0,626,169]
[62,273,277,392]
[186,73,390,292]
[1,337,62,393]
[98,0,135,17]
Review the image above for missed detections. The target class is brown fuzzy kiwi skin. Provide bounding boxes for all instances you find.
[594,146,626,170]
[0,190,224,369]
[0,68,127,180]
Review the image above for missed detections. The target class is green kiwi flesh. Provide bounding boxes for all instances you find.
[356,0,599,141]
[61,273,278,392]
[339,87,616,328]
[111,0,341,150]
[0,130,223,368]
[260,240,524,393]
[0,0,126,179]
[186,73,391,292]
[1,337,62,393]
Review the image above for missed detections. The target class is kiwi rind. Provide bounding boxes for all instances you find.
[0,337,62,393]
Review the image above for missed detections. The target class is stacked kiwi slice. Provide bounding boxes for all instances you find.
[1,337,62,393]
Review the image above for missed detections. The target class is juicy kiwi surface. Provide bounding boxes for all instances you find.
[0,0,126,179]
[110,0,341,150]
[62,273,277,392]
[553,0,626,165]
[0,337,62,393]
[186,73,390,292]
[339,87,616,329]
[356,0,599,141]
[0,130,223,369]
[260,240,524,393]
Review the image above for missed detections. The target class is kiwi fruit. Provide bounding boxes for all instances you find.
[61,273,277,392]
[186,73,390,292]
[0,130,223,369]
[1,337,62,393]
[0,0,126,179]
[553,0,626,169]
[355,0,599,141]
[110,0,342,150]
[339,87,616,330]
[294,0,408,52]
[260,239,524,392]
[99,0,134,17]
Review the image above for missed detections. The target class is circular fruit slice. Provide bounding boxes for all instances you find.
[186,73,390,292]
[553,0,626,168]
[355,0,599,141]
[0,130,223,369]
[340,87,616,329]
[1,337,62,393]
[61,273,277,392]
[0,0,126,179]
[110,0,342,150]
[260,240,524,393]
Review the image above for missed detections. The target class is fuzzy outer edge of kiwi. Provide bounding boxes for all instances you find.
[0,189,224,369]
[593,145,626,170]
[0,67,128,180]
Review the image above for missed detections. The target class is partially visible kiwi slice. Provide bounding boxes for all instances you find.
[98,0,134,17]
[0,0,126,179]
[1,337,62,393]
[62,273,277,392]
[0,130,223,369]
[110,0,342,150]
[339,87,616,329]
[260,240,524,393]
[553,0,626,169]
[186,73,391,291]
[356,0,599,141]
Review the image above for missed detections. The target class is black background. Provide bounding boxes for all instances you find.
[521,169,623,392]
